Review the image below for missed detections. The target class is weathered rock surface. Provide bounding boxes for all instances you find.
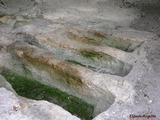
[0,74,16,94]
[8,41,115,117]
[0,0,42,18]
[0,0,160,120]
[0,87,80,120]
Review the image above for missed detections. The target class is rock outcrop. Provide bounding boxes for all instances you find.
[7,41,115,117]
[0,0,160,120]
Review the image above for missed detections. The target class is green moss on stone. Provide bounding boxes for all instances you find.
[79,50,113,61]
[1,69,94,120]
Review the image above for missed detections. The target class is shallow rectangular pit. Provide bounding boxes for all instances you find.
[61,24,144,52]
[0,68,94,120]
[66,49,132,77]
[67,31,143,52]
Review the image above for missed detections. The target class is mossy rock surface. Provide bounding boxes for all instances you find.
[0,69,94,120]
[67,29,143,52]
[79,49,113,61]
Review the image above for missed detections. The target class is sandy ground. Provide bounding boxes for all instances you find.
[0,0,160,120]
